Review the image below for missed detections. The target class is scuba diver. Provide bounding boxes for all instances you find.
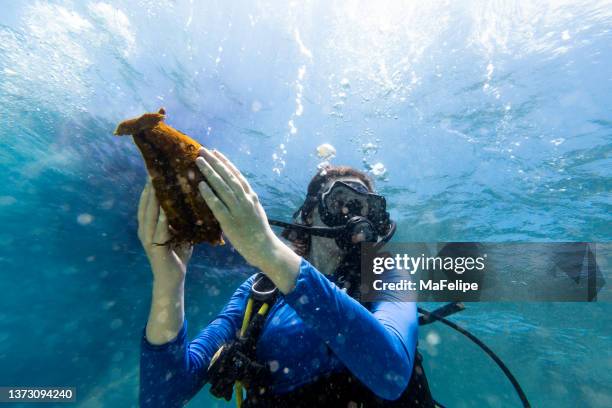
[139,148,531,407]
[139,148,436,407]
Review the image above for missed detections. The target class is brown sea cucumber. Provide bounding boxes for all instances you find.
[114,108,223,246]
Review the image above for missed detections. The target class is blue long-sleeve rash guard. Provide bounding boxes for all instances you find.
[140,258,418,407]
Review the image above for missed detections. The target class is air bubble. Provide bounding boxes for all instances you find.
[426,331,440,346]
[370,162,387,177]
[561,30,571,41]
[550,138,565,146]
[77,213,93,225]
[316,143,336,160]
[361,142,378,154]
[110,319,123,330]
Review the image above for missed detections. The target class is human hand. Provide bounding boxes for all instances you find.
[138,179,193,284]
[194,148,278,269]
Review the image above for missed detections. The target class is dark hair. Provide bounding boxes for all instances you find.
[281,165,375,257]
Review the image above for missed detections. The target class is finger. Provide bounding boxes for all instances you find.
[137,182,150,237]
[211,149,253,194]
[199,148,247,198]
[153,207,171,244]
[176,243,193,264]
[143,183,160,242]
[198,181,231,222]
[195,155,238,208]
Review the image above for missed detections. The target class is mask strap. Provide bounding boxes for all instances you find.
[269,219,344,238]
[291,207,303,222]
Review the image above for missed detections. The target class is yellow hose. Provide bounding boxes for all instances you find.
[235,300,270,407]
[240,299,254,338]
[235,382,244,407]
[257,303,269,315]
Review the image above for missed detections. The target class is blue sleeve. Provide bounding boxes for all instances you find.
[283,259,417,401]
[139,275,256,408]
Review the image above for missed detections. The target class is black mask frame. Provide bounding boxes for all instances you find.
[269,180,395,252]
[318,180,387,234]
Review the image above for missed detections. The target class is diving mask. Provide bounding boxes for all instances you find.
[269,180,394,252]
[318,180,387,232]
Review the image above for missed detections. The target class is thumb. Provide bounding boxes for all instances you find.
[153,208,171,244]
[176,243,193,264]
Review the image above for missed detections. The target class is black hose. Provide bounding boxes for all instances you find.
[418,306,531,408]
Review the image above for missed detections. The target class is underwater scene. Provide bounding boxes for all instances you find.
[0,0,611,407]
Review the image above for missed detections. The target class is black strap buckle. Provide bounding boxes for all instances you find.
[250,273,278,302]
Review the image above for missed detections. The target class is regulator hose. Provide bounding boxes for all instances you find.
[418,304,531,408]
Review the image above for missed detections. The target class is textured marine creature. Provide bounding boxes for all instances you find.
[114,108,224,246]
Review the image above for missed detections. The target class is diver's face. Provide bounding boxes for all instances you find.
[304,176,370,275]
[309,176,370,228]
[308,176,369,257]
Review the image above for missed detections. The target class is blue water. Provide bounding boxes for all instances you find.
[0,1,611,407]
